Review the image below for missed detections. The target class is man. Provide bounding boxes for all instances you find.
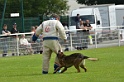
[1,24,11,57]
[11,23,19,56]
[82,20,93,48]
[11,23,19,34]
[75,14,81,29]
[2,24,11,35]
[20,34,33,54]
[83,20,92,29]
[32,14,67,74]
[75,14,82,49]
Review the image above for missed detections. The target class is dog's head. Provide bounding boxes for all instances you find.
[57,50,65,58]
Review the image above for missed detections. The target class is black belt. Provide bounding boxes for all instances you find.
[43,37,59,41]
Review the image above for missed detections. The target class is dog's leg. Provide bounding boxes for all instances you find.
[61,67,67,73]
[80,60,87,72]
[73,59,83,73]
[74,60,82,72]
[80,64,87,72]
[74,64,81,73]
[53,66,61,74]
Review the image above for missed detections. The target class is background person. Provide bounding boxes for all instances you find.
[63,22,69,37]
[81,20,93,49]
[74,20,85,50]
[120,16,124,41]
[30,26,43,54]
[2,24,11,35]
[75,14,81,29]
[122,16,124,29]
[31,26,36,33]
[32,14,67,74]
[30,26,36,42]
[20,34,33,54]
[11,23,19,34]
[10,23,19,56]
[31,25,39,41]
[75,14,82,50]
[1,24,11,57]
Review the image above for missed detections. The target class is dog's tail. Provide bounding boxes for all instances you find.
[87,58,98,61]
[84,56,98,61]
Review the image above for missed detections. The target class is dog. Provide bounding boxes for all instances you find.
[53,50,98,74]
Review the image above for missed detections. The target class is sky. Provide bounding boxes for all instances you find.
[67,0,85,14]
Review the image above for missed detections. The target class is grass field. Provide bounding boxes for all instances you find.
[0,46,124,82]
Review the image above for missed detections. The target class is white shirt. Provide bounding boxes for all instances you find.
[36,20,67,40]
[20,38,29,45]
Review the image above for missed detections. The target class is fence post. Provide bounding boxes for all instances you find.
[94,29,98,48]
[118,27,121,46]
[70,33,73,51]
[21,0,25,32]
[16,35,20,56]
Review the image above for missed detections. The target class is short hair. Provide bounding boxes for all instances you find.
[3,24,7,27]
[13,23,17,25]
[77,14,79,16]
[52,14,60,20]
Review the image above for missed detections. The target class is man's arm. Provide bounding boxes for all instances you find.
[56,21,67,41]
[2,30,11,35]
[87,24,93,30]
[32,24,43,42]
[35,24,43,36]
[32,33,38,42]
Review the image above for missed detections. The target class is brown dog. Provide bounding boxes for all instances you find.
[53,51,98,74]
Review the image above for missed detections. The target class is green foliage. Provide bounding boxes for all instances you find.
[0,46,124,82]
[0,0,69,17]
[0,0,20,18]
[76,0,124,5]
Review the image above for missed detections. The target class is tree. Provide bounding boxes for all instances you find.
[0,0,20,18]
[0,0,69,17]
[76,0,124,5]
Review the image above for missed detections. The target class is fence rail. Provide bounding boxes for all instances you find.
[0,27,124,57]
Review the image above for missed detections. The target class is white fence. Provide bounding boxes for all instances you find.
[0,27,124,57]
[60,27,124,50]
[0,32,42,57]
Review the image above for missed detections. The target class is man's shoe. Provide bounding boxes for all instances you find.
[42,71,48,74]
[54,64,58,69]
[54,64,61,73]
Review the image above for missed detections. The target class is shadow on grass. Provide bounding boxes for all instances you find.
[0,71,85,77]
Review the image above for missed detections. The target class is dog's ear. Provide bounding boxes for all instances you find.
[60,52,64,58]
[58,50,61,55]
[57,50,64,58]
[58,50,61,53]
[57,50,61,57]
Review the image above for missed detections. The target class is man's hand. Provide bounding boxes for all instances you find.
[32,33,38,42]
[87,27,92,30]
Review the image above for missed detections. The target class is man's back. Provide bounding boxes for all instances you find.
[36,20,66,40]
[42,20,58,37]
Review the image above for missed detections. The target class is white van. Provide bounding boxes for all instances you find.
[115,5,124,27]
[69,7,102,34]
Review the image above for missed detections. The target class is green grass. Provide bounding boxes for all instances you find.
[0,46,124,82]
